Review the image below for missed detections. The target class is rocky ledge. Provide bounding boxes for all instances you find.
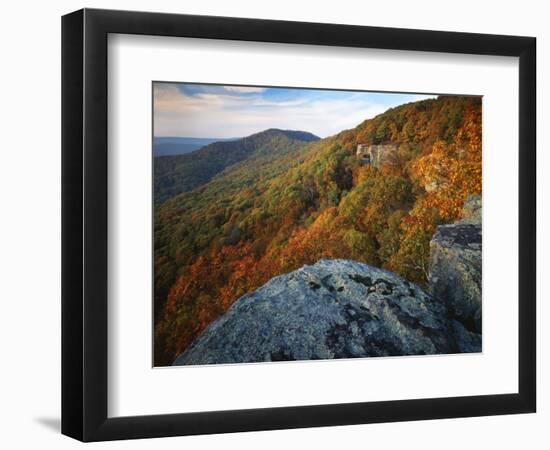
[429,195,482,334]
[174,259,480,366]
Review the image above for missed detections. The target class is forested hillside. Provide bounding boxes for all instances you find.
[154,129,319,203]
[154,95,482,366]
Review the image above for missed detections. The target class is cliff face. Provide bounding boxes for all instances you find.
[429,195,482,334]
[356,144,397,168]
[174,259,480,366]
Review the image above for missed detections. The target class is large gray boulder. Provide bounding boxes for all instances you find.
[429,195,482,334]
[174,259,480,366]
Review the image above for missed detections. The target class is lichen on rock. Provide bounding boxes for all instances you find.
[173,259,479,366]
[429,195,482,334]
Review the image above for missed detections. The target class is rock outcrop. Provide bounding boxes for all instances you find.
[356,144,397,168]
[174,259,480,366]
[429,195,482,334]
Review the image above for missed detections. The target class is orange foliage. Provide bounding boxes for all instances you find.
[412,104,481,221]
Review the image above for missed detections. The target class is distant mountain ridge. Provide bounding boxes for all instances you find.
[153,136,239,157]
[154,128,320,204]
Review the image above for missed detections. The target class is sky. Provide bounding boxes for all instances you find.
[153,82,437,139]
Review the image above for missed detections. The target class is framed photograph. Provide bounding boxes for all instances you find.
[62,8,536,441]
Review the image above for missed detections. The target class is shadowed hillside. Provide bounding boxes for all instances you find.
[154,129,319,204]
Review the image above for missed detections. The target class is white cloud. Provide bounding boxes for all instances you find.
[153,84,435,138]
[224,86,267,94]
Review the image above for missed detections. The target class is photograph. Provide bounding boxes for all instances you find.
[1,1,541,447]
[153,82,483,367]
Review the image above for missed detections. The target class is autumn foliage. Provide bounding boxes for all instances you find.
[153,96,482,365]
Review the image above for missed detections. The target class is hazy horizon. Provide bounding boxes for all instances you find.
[153,82,437,139]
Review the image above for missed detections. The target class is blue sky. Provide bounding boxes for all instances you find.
[153,82,436,139]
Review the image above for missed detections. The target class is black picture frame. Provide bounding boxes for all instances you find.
[62,8,536,442]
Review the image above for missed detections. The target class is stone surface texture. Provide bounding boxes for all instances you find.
[429,195,482,334]
[174,259,480,366]
[356,144,397,168]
